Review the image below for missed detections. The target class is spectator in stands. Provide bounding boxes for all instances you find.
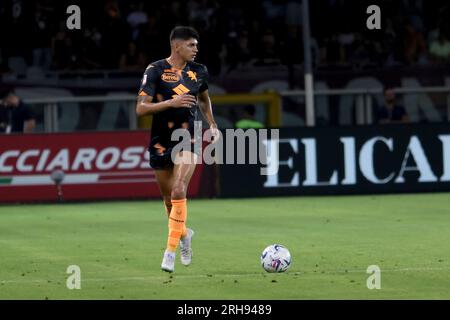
[429,31,450,64]
[77,28,103,70]
[322,33,345,67]
[235,105,264,129]
[255,28,282,66]
[100,2,130,69]
[119,42,146,71]
[0,90,36,134]
[401,0,425,33]
[1,0,448,73]
[348,35,372,69]
[225,30,254,72]
[187,0,218,28]
[126,1,148,40]
[402,19,428,65]
[237,31,254,65]
[51,22,79,70]
[377,88,409,124]
[31,7,54,70]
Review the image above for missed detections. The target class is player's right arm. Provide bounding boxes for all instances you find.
[135,64,196,116]
[136,94,197,116]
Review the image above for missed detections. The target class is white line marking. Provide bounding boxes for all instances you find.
[1,266,449,285]
[98,171,154,177]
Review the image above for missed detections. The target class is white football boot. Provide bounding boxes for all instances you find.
[179,228,194,266]
[161,250,176,273]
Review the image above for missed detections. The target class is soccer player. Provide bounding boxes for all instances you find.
[135,26,218,272]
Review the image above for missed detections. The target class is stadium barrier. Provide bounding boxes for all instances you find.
[22,86,450,132]
[3,123,449,202]
[23,92,282,132]
[218,124,450,197]
[210,92,281,127]
[137,92,282,130]
[280,86,450,126]
[0,131,213,203]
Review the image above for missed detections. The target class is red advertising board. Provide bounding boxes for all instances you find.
[0,131,204,203]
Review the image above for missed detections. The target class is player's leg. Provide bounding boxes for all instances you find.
[164,151,197,269]
[173,151,197,265]
[156,167,180,272]
[154,168,174,218]
[171,150,197,200]
[154,167,188,238]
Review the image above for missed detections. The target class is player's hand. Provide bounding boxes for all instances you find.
[209,123,220,143]
[171,94,197,108]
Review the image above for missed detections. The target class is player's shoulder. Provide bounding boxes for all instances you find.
[144,59,166,72]
[187,61,208,73]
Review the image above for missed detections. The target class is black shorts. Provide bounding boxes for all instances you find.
[149,143,201,170]
[149,147,174,170]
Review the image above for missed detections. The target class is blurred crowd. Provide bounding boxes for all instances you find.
[0,0,449,76]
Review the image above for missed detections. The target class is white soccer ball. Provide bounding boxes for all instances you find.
[260,244,292,273]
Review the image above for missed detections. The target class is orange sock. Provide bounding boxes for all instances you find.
[165,201,187,237]
[166,199,187,252]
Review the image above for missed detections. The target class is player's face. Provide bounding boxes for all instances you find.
[177,38,199,62]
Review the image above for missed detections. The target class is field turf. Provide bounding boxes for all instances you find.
[0,193,449,299]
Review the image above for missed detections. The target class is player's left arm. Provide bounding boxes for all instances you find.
[197,90,216,129]
[198,90,220,142]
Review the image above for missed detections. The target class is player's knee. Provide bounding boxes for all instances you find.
[163,196,172,207]
[171,182,186,200]
[165,202,172,210]
[163,197,172,216]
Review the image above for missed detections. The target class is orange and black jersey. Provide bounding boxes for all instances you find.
[138,59,209,154]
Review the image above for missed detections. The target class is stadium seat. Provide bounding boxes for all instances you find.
[18,87,80,132]
[213,115,234,129]
[26,66,45,80]
[282,111,305,127]
[8,57,27,75]
[97,92,133,131]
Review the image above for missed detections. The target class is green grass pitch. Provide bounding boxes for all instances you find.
[1,193,449,299]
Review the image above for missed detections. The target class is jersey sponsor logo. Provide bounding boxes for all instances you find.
[161,72,180,83]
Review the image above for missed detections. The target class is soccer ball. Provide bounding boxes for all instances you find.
[260,244,292,273]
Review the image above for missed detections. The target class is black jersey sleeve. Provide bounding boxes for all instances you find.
[138,64,160,97]
[198,65,209,93]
